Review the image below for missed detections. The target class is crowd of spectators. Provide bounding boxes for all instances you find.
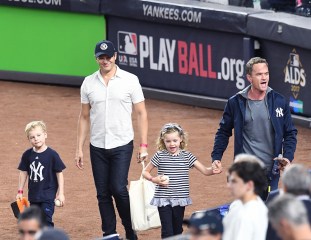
[164,154,311,240]
[198,0,311,17]
[17,157,311,240]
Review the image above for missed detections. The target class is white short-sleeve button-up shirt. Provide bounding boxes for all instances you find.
[80,66,145,149]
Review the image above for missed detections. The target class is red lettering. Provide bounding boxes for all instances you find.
[188,42,199,76]
[207,44,216,79]
[178,42,216,78]
[178,41,188,74]
[199,44,207,77]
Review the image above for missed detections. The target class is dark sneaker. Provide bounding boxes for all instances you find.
[101,233,120,240]
[125,231,138,240]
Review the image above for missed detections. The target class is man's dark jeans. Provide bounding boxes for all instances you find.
[90,141,136,239]
[269,173,280,192]
[260,172,280,201]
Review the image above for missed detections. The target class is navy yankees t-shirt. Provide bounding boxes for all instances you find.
[18,147,66,202]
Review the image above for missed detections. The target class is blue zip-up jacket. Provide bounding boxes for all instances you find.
[211,86,297,163]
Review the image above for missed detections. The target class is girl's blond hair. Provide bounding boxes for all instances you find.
[156,123,188,151]
[25,121,47,138]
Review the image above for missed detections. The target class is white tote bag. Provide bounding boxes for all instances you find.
[129,162,161,231]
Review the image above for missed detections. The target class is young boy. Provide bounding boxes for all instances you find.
[16,121,66,227]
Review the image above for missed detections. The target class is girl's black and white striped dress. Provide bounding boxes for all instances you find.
[150,149,197,207]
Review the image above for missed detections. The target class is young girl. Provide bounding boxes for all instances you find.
[142,123,222,239]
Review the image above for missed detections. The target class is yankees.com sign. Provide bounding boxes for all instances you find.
[110,17,248,99]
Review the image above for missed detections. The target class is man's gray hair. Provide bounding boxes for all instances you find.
[282,164,311,195]
[234,153,265,169]
[268,194,309,226]
[245,57,268,75]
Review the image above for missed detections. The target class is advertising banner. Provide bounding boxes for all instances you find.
[0,0,99,13]
[109,17,249,99]
[101,0,254,34]
[261,41,311,117]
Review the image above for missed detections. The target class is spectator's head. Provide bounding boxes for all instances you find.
[184,211,223,240]
[228,154,267,201]
[35,228,69,240]
[233,153,265,168]
[18,206,44,240]
[268,194,311,240]
[281,164,311,196]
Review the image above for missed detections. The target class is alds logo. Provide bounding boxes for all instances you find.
[284,49,306,113]
[284,49,306,99]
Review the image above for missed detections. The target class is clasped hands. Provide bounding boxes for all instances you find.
[211,160,223,174]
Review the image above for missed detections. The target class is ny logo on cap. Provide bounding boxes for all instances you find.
[100,43,108,50]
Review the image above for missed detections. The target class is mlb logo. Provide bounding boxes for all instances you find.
[118,31,137,55]
[289,53,299,67]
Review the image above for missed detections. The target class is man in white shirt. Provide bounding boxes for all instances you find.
[75,40,148,240]
[223,154,268,240]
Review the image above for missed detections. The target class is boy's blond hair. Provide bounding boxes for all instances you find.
[25,121,47,138]
[156,123,188,151]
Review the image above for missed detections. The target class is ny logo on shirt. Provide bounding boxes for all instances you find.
[276,107,284,117]
[30,161,44,182]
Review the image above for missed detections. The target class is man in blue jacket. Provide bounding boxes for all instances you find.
[211,57,297,195]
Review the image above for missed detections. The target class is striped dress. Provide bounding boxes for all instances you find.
[150,149,197,207]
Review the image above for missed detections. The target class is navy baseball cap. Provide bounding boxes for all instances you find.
[95,40,116,58]
[183,210,223,234]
